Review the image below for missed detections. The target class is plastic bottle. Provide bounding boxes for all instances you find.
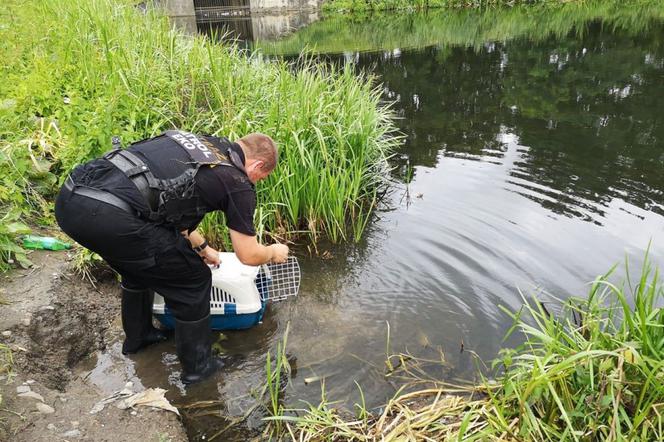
[23,235,71,251]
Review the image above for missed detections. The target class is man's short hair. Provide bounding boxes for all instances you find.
[238,133,278,172]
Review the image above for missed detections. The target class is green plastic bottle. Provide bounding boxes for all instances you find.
[23,235,71,251]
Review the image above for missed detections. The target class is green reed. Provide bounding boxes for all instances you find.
[465,255,664,441]
[250,323,292,440]
[0,0,398,270]
[265,255,664,441]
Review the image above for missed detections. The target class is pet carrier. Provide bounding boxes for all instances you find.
[153,252,300,331]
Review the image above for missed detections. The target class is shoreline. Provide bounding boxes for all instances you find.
[0,250,188,441]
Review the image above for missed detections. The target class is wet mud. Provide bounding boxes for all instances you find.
[0,250,187,441]
[22,279,115,391]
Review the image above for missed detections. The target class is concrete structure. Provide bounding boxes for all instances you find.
[161,0,323,41]
[249,9,320,39]
[249,0,322,12]
[197,11,320,41]
[160,0,198,34]
[191,0,323,13]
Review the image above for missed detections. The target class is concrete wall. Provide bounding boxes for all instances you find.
[250,9,320,39]
[249,0,323,12]
[160,0,323,39]
[160,0,198,34]
[161,0,196,16]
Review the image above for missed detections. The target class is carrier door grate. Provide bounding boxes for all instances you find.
[256,256,301,302]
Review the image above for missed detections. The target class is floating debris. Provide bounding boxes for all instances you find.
[117,388,179,416]
[90,384,179,416]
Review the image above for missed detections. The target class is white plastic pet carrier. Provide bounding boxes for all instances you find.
[153,252,300,330]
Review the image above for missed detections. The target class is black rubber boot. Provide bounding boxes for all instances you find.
[121,287,168,355]
[175,314,224,384]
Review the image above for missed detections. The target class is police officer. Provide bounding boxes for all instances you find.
[54,131,289,384]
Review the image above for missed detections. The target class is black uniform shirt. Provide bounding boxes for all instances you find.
[69,135,256,236]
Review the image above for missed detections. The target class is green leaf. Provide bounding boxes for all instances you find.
[600,394,613,408]
[14,252,33,269]
[458,411,474,441]
[6,222,31,235]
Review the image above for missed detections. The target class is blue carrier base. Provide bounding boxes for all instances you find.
[154,302,267,331]
[154,271,271,331]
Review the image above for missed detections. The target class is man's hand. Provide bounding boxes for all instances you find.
[269,244,289,264]
[201,246,221,267]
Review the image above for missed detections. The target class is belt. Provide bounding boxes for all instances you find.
[64,176,136,216]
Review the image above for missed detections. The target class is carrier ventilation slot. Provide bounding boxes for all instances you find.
[211,286,236,308]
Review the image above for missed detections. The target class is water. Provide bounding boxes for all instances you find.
[117,2,664,439]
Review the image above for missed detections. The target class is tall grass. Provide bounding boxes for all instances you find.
[0,0,398,270]
[267,256,664,440]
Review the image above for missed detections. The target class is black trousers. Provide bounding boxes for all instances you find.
[55,186,211,321]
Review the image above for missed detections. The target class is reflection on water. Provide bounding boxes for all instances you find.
[368,27,664,223]
[151,2,664,439]
[198,10,320,41]
[160,0,321,41]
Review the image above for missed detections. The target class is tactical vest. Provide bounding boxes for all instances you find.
[103,131,246,228]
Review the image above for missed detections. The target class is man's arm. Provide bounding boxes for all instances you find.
[229,228,288,266]
[181,229,221,266]
[185,230,206,249]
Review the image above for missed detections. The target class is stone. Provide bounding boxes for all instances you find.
[18,391,44,402]
[16,385,30,394]
[47,423,56,431]
[26,379,35,384]
[62,429,81,438]
[1,331,11,338]
[36,403,55,414]
[70,421,79,428]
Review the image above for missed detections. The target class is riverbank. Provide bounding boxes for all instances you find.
[0,249,187,441]
[0,0,397,271]
[3,250,661,441]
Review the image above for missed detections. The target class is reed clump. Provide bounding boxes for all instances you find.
[266,257,664,441]
[0,0,398,270]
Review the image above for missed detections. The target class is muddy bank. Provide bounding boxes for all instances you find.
[0,250,187,441]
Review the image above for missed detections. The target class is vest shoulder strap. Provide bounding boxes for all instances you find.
[103,149,160,219]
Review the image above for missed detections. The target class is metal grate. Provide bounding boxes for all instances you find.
[255,257,301,302]
[194,0,249,9]
[194,0,250,18]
